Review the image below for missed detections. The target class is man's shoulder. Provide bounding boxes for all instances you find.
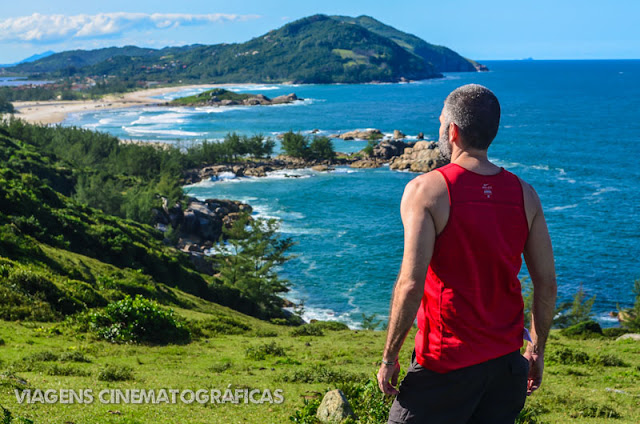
[404,169,449,206]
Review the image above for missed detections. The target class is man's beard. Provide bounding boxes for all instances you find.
[438,128,452,161]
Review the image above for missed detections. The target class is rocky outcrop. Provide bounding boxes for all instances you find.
[616,333,640,341]
[371,139,410,160]
[153,197,252,271]
[316,390,355,423]
[329,128,382,140]
[350,159,382,168]
[183,155,354,185]
[389,140,448,173]
[393,129,405,140]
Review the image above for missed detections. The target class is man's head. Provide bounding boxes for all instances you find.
[438,84,501,160]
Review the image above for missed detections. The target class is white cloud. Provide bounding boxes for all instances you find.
[0,12,261,43]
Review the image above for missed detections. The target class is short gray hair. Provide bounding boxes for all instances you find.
[442,84,501,150]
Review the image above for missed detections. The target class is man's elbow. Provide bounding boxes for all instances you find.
[395,277,425,298]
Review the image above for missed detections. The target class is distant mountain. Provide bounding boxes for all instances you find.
[332,15,484,72]
[0,50,56,68]
[8,14,485,84]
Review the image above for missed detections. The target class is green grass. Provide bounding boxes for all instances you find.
[0,322,638,423]
[169,88,253,106]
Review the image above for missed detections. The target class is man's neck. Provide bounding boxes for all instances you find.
[450,150,501,175]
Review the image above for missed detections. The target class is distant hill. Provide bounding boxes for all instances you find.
[331,15,483,72]
[8,14,485,84]
[0,50,56,68]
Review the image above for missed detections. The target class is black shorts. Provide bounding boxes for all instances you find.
[388,349,529,424]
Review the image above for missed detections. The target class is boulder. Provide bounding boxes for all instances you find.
[350,159,381,169]
[312,164,331,172]
[616,333,640,341]
[393,129,405,140]
[389,141,447,173]
[371,139,409,160]
[220,99,238,106]
[272,93,299,104]
[244,166,269,177]
[316,390,355,423]
[334,128,382,140]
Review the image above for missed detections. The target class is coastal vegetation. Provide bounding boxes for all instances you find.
[3,14,488,86]
[280,131,336,161]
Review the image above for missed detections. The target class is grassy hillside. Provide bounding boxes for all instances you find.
[169,88,253,106]
[0,322,638,423]
[332,15,481,72]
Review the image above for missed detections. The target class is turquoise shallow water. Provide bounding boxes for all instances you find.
[67,60,640,327]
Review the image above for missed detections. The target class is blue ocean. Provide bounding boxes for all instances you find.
[66,60,640,327]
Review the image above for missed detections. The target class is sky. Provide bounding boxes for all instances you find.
[1,0,638,64]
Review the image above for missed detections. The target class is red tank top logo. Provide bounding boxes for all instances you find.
[482,183,493,198]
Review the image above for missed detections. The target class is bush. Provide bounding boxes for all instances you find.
[280,365,366,384]
[560,320,603,339]
[188,316,250,338]
[97,364,134,382]
[310,321,350,331]
[546,347,590,365]
[602,327,628,338]
[619,279,640,332]
[88,295,190,345]
[245,342,287,360]
[554,285,595,329]
[290,325,324,337]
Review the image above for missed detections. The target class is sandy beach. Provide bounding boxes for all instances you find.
[11,84,220,125]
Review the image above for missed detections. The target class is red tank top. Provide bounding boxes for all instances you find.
[415,163,529,373]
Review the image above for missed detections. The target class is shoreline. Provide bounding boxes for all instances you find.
[11,83,246,125]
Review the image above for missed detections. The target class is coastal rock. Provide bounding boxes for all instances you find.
[244,166,270,177]
[316,390,355,423]
[417,132,424,140]
[350,159,381,168]
[393,129,405,140]
[389,140,447,173]
[616,334,640,342]
[312,164,331,172]
[220,99,238,106]
[330,129,382,140]
[371,139,410,160]
[272,93,299,104]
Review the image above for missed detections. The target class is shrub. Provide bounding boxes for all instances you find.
[188,316,250,338]
[619,279,640,332]
[560,320,603,339]
[46,364,91,377]
[310,321,350,331]
[245,342,287,360]
[554,285,595,329]
[280,365,366,384]
[590,353,628,367]
[290,325,324,337]
[546,347,590,365]
[97,364,134,382]
[88,295,190,345]
[602,327,628,338]
[59,351,91,363]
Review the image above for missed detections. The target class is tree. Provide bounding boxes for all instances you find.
[281,131,309,158]
[0,93,15,114]
[553,284,595,328]
[309,136,335,161]
[619,279,640,332]
[214,214,296,315]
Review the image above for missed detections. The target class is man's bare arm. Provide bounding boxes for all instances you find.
[522,185,557,395]
[377,177,436,395]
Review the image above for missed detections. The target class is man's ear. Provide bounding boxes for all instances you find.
[449,122,460,144]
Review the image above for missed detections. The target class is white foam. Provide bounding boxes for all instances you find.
[548,204,579,212]
[122,127,205,137]
[226,84,281,91]
[131,112,189,125]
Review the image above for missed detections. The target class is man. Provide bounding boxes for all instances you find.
[377,84,557,424]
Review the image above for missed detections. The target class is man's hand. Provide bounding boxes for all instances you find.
[377,362,401,396]
[523,351,543,395]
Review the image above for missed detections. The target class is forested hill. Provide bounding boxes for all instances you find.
[331,15,483,72]
[6,14,485,84]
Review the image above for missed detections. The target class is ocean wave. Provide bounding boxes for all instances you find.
[122,126,206,137]
[226,84,281,92]
[548,204,579,212]
[131,112,189,125]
